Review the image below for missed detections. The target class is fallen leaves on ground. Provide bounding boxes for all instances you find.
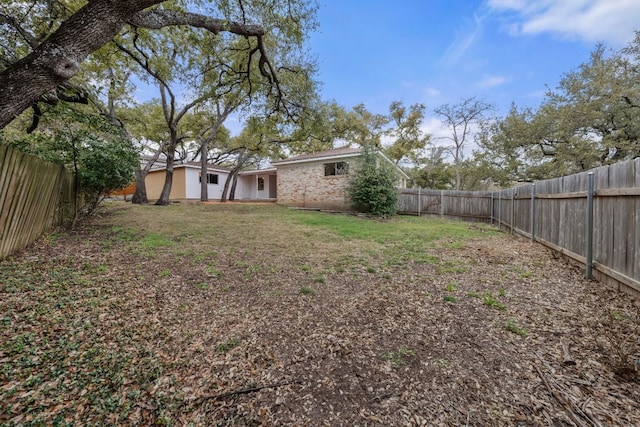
[1,203,638,426]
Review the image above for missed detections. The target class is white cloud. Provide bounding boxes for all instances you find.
[421,117,451,142]
[487,0,640,46]
[425,87,441,97]
[476,75,510,88]
[421,117,484,160]
[441,12,488,65]
[525,89,546,99]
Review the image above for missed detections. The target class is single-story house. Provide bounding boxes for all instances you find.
[143,147,408,209]
[271,147,409,210]
[145,162,277,201]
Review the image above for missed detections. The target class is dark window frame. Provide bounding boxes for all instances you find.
[199,173,219,184]
[324,161,349,176]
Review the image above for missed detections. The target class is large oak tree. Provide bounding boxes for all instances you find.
[0,0,297,129]
[474,35,640,185]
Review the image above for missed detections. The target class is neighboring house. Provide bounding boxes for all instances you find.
[271,147,409,210]
[145,162,277,201]
[143,147,407,208]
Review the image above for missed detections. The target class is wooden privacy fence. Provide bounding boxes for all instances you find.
[0,144,76,258]
[398,158,640,298]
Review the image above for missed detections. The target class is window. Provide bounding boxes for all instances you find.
[257,177,265,191]
[324,161,349,176]
[199,173,219,184]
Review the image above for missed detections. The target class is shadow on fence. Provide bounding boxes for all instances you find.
[1,144,76,258]
[398,158,640,299]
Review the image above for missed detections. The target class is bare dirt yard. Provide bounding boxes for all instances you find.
[1,203,639,426]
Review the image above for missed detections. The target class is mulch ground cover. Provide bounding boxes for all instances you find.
[1,202,638,426]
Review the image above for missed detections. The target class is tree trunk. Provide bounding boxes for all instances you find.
[156,168,174,205]
[200,138,209,202]
[229,173,238,201]
[454,148,462,191]
[220,170,235,202]
[0,0,162,129]
[132,141,165,204]
[131,168,149,204]
[156,138,176,205]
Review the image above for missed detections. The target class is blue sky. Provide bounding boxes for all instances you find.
[308,0,640,136]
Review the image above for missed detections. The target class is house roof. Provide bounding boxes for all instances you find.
[149,162,231,173]
[183,162,232,172]
[271,147,362,166]
[238,167,277,176]
[271,146,410,180]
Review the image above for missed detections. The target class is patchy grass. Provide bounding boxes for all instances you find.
[216,338,241,354]
[505,318,527,336]
[482,291,507,311]
[0,203,638,426]
[299,286,315,295]
[382,347,417,365]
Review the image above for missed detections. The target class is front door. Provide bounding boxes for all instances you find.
[269,175,277,198]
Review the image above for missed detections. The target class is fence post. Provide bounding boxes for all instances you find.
[585,172,595,279]
[510,188,515,235]
[530,183,536,242]
[497,191,502,231]
[440,190,445,217]
[417,187,421,217]
[490,192,494,224]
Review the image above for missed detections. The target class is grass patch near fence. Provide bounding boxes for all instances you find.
[293,210,496,245]
[292,210,498,268]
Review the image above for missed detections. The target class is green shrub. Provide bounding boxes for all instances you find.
[347,145,399,217]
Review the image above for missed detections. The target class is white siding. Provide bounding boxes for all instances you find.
[235,176,253,199]
[236,173,277,200]
[184,167,229,200]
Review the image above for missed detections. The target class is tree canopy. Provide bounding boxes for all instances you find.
[0,0,318,129]
[474,35,640,186]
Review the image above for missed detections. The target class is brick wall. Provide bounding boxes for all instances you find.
[276,160,352,210]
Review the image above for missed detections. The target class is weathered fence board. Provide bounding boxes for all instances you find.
[0,144,76,258]
[398,157,640,298]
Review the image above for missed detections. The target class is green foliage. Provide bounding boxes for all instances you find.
[215,338,241,353]
[382,348,416,365]
[347,145,400,217]
[385,101,430,164]
[283,101,429,165]
[299,286,315,295]
[77,134,138,199]
[505,318,527,336]
[475,37,640,184]
[482,292,506,311]
[2,105,138,213]
[412,147,456,189]
[139,233,174,249]
[444,283,457,292]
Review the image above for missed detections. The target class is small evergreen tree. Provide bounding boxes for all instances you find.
[347,145,399,216]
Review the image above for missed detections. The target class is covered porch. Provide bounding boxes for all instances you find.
[236,168,277,201]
